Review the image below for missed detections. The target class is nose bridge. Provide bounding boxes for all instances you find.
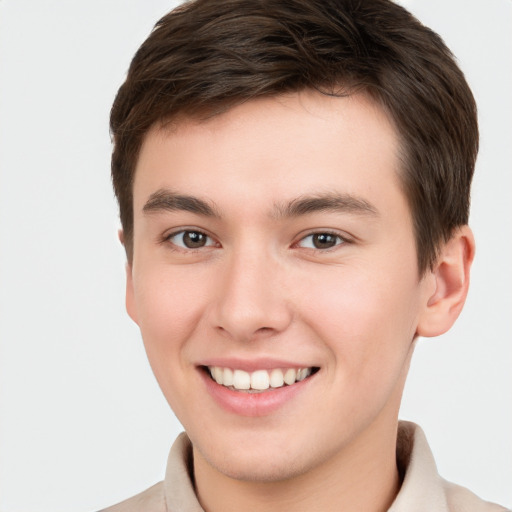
[212,242,292,341]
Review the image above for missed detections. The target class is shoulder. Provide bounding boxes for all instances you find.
[97,482,166,512]
[443,480,510,512]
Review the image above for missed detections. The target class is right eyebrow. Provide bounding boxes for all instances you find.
[142,188,221,218]
[272,192,379,219]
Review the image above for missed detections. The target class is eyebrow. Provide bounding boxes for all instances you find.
[142,189,378,220]
[143,189,221,218]
[273,192,379,219]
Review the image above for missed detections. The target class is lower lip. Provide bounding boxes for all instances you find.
[200,369,315,417]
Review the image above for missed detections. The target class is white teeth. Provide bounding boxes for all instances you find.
[208,366,314,391]
[222,367,234,386]
[212,366,223,385]
[269,368,284,388]
[283,368,297,385]
[251,370,270,390]
[296,368,311,381]
[233,369,251,390]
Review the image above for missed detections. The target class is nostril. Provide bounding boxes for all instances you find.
[256,327,272,334]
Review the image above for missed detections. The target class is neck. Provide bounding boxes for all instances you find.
[193,419,401,512]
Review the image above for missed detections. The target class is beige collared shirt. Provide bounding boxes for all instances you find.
[100,422,508,511]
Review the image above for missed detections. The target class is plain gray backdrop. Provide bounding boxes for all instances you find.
[0,1,511,510]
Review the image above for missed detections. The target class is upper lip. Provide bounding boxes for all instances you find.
[198,357,318,372]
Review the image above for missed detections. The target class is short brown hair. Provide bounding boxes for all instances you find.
[110,0,478,273]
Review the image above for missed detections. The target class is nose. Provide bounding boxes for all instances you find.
[210,248,293,342]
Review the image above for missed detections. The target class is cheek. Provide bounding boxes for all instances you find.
[299,262,420,380]
[132,266,208,373]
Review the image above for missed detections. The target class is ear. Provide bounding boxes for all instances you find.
[125,260,139,324]
[417,225,475,338]
[118,228,138,323]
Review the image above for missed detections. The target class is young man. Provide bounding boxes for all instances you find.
[103,0,506,510]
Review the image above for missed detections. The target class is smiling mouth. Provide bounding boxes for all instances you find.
[205,366,319,393]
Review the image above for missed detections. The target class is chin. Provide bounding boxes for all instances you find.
[203,450,311,483]
[192,430,323,483]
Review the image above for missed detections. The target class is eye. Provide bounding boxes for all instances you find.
[166,230,217,250]
[297,232,345,250]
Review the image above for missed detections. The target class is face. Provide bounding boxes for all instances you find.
[127,91,435,482]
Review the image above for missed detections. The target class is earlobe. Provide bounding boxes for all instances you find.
[125,262,139,325]
[417,226,475,338]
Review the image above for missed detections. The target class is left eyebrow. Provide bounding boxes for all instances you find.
[142,188,221,218]
[272,192,379,219]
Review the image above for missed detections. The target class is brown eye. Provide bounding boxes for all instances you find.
[312,233,338,249]
[298,232,344,250]
[183,231,207,248]
[168,230,215,249]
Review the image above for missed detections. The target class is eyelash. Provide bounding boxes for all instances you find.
[162,229,350,252]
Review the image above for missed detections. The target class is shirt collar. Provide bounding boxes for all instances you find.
[389,421,449,511]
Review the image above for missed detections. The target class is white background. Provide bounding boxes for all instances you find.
[0,1,510,510]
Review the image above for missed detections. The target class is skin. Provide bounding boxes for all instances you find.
[125,91,474,512]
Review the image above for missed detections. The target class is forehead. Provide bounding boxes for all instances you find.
[133,90,405,219]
